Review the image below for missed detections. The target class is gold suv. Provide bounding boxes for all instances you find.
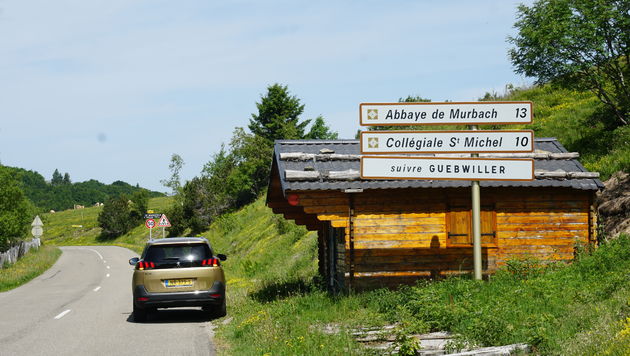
[129,237,227,322]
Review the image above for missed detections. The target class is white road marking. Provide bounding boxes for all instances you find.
[103,260,107,264]
[54,309,71,320]
[88,249,104,260]
[106,274,110,278]
[106,266,110,269]
[94,286,101,292]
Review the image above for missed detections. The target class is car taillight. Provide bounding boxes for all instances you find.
[136,261,155,270]
[201,258,220,267]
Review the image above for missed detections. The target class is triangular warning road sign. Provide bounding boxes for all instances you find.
[157,214,171,227]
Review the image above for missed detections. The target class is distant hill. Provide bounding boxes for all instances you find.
[0,165,164,212]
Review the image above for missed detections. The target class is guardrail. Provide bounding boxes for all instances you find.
[0,238,41,268]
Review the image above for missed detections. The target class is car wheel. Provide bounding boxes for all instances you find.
[133,303,148,322]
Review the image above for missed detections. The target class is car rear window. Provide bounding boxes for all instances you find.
[143,243,213,268]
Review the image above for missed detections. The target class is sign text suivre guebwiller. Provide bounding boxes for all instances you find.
[360,156,534,181]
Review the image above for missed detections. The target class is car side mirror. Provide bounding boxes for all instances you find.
[217,254,227,261]
[129,257,139,266]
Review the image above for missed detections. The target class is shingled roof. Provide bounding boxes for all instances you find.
[270,138,604,196]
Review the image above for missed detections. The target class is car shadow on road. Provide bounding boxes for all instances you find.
[125,308,217,324]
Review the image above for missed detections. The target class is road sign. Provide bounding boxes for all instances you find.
[157,214,171,227]
[360,130,534,154]
[361,156,534,181]
[360,101,533,126]
[32,215,43,227]
[31,226,43,238]
[145,219,156,229]
[144,213,162,219]
[31,215,44,238]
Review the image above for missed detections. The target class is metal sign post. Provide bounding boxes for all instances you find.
[145,219,156,240]
[470,125,482,281]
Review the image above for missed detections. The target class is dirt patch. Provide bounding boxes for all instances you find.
[596,171,630,238]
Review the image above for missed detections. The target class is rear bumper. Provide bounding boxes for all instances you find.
[134,281,225,309]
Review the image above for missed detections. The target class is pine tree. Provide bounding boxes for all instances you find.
[248,84,309,143]
[51,169,63,186]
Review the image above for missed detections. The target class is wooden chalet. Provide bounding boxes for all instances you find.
[266,138,603,291]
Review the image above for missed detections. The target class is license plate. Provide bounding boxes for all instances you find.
[164,279,194,288]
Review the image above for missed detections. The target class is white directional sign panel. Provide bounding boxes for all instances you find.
[361,156,534,181]
[360,101,533,126]
[361,130,534,154]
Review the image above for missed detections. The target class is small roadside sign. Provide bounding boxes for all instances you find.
[145,219,156,229]
[31,226,43,238]
[157,214,171,227]
[360,130,534,154]
[360,101,533,126]
[144,213,162,219]
[31,215,44,238]
[32,215,43,227]
[361,156,534,181]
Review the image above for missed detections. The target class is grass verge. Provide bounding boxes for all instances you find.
[0,245,62,292]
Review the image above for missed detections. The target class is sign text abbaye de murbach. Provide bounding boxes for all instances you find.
[360,102,532,126]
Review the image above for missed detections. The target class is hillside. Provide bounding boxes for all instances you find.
[497,85,629,179]
[1,165,164,212]
[41,196,173,253]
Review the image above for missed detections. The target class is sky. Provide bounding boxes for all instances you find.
[0,0,534,192]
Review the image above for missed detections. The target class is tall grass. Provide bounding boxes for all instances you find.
[0,245,61,292]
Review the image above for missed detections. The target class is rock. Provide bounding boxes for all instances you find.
[596,171,630,238]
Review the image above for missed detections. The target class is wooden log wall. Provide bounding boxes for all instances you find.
[280,187,595,290]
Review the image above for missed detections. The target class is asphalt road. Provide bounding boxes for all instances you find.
[0,246,217,356]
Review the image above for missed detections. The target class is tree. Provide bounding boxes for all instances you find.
[97,194,134,239]
[62,173,71,185]
[248,83,310,143]
[160,154,185,195]
[509,0,630,126]
[227,128,274,206]
[51,169,63,186]
[0,167,34,249]
[129,189,149,223]
[305,116,339,140]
